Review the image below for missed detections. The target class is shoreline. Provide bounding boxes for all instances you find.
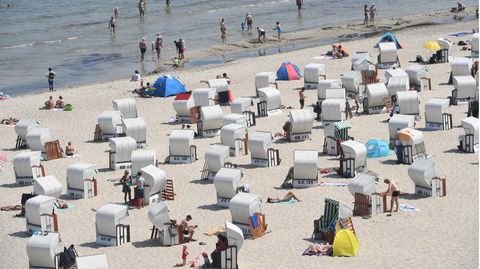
[3,8,477,98]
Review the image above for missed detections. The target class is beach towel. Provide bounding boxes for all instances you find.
[278,198,297,204]
[313,56,334,60]
[203,227,225,236]
[399,204,419,212]
[449,32,471,37]
[319,182,349,187]
[302,244,332,256]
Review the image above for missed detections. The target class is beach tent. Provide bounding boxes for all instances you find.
[276,61,302,81]
[374,32,403,49]
[333,229,359,257]
[152,75,186,97]
[366,140,391,158]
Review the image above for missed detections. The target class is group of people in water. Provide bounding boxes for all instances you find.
[363,3,377,26]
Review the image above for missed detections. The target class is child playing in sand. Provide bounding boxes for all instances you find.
[175,245,188,267]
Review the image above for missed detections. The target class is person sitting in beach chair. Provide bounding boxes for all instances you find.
[267,191,301,203]
[55,96,65,109]
[44,96,55,109]
[179,215,197,242]
[210,233,229,268]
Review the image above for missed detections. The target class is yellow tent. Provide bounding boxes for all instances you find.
[333,229,359,257]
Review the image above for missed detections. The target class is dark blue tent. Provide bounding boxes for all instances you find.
[152,75,186,97]
[374,32,403,49]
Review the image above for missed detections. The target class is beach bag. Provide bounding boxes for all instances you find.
[415,55,424,63]
[59,245,77,268]
[65,104,72,111]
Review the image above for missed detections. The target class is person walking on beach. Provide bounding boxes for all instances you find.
[166,0,171,7]
[114,7,119,19]
[245,13,253,30]
[220,18,227,44]
[272,21,283,41]
[296,0,303,11]
[363,5,369,25]
[46,68,56,92]
[139,38,147,61]
[138,0,145,17]
[108,16,116,35]
[369,3,376,25]
[299,87,305,109]
[257,27,266,43]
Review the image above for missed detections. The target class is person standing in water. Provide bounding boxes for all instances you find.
[108,16,116,35]
[154,36,163,61]
[138,0,145,17]
[166,0,171,7]
[46,68,56,92]
[139,38,147,61]
[296,0,303,11]
[369,3,376,25]
[114,7,119,19]
[272,21,282,41]
[220,18,227,44]
[257,27,266,43]
[245,13,253,30]
[363,5,369,25]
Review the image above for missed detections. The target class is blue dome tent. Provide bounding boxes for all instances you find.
[152,75,186,97]
[366,139,391,158]
[374,32,403,49]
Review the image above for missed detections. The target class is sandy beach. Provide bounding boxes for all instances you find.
[0,17,478,269]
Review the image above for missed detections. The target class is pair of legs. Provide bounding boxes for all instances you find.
[155,49,161,60]
[183,229,195,242]
[299,99,305,109]
[390,191,400,213]
[258,34,265,43]
[123,190,131,203]
[140,48,146,61]
[48,80,54,91]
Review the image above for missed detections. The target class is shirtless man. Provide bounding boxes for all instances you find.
[379,179,400,213]
[220,18,227,44]
[296,0,303,11]
[139,38,147,61]
[55,96,65,109]
[180,215,197,242]
[299,87,305,109]
[65,142,75,156]
[44,96,55,109]
[245,13,253,30]
[267,192,301,203]
[114,7,119,19]
[369,3,376,25]
[138,0,145,17]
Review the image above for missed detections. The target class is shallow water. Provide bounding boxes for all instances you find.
[0,0,476,96]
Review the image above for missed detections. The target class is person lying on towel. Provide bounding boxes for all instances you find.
[267,191,301,203]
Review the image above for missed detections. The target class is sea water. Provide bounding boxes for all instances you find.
[0,0,475,96]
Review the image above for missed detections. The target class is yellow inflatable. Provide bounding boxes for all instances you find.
[333,229,359,257]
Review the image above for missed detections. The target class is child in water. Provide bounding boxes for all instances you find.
[241,22,245,31]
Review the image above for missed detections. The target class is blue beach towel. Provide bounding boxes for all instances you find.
[399,204,419,212]
[56,204,75,211]
[448,32,471,37]
[278,198,298,204]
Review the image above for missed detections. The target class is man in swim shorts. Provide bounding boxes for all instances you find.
[139,38,147,61]
[257,27,266,43]
[245,13,253,30]
[383,179,400,213]
[296,0,303,11]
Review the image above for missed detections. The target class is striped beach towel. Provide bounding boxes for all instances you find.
[0,152,7,163]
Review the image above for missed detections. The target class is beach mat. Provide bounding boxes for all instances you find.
[399,204,419,212]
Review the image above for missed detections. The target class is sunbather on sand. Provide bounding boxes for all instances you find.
[1,205,22,211]
[55,96,65,109]
[44,96,55,109]
[267,191,301,203]
[54,200,69,209]
[1,117,19,125]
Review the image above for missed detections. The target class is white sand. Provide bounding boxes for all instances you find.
[0,20,478,269]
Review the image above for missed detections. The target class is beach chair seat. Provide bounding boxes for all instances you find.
[313,198,339,240]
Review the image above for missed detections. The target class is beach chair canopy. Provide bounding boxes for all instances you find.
[388,114,415,140]
[121,118,146,143]
[341,140,367,168]
[112,98,137,119]
[408,157,436,189]
[333,229,360,257]
[348,173,377,196]
[169,129,195,156]
[255,72,276,89]
[25,195,56,226]
[172,93,194,117]
[225,221,244,251]
[223,114,247,127]
[205,145,230,173]
[15,118,39,140]
[26,127,52,152]
[230,97,252,114]
[98,111,122,135]
[334,121,351,139]
[248,131,273,159]
[293,150,318,180]
[366,83,389,107]
[192,88,216,107]
[425,98,450,123]
[304,63,326,84]
[214,168,242,199]
[341,71,362,94]
[276,61,302,81]
[148,201,170,230]
[140,165,167,200]
[318,79,342,99]
[221,123,246,148]
[396,91,419,115]
[374,32,403,49]
[366,139,391,159]
[289,109,314,134]
[33,175,62,198]
[405,64,429,85]
[229,192,262,225]
[26,232,60,268]
[257,87,282,110]
[67,163,97,190]
[13,151,41,178]
[321,99,345,121]
[131,150,156,176]
[76,254,109,269]
[96,204,128,238]
[397,128,424,146]
[200,105,224,130]
[208,79,229,93]
[152,75,186,97]
[109,137,137,163]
